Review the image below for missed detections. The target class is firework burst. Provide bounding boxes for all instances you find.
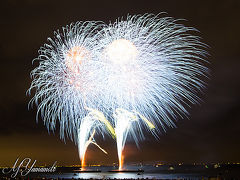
[97,14,208,168]
[28,21,105,141]
[28,21,115,167]
[28,14,208,170]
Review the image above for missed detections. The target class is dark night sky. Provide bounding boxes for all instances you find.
[0,0,240,166]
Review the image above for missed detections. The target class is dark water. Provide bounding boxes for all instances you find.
[25,165,240,179]
[2,165,239,179]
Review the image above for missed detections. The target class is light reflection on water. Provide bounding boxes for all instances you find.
[26,165,224,179]
[39,172,205,179]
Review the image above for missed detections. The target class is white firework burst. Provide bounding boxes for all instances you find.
[28,21,107,142]
[96,14,208,168]
[28,14,209,169]
[28,21,117,167]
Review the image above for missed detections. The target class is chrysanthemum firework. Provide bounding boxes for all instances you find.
[96,14,208,168]
[28,21,114,141]
[28,21,116,168]
[28,14,208,169]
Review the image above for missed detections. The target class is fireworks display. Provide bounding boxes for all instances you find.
[28,14,208,170]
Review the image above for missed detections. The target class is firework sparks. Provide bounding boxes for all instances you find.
[28,14,208,169]
[78,128,107,170]
[27,21,111,167]
[113,108,155,169]
[78,107,115,169]
[98,14,208,169]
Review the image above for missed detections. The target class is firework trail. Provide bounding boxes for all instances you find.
[78,107,115,169]
[113,108,155,169]
[28,14,208,169]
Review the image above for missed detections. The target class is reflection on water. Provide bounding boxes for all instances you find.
[22,164,240,179]
[29,171,224,180]
[35,172,207,179]
[74,172,206,179]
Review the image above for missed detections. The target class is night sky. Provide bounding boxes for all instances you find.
[0,0,239,166]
